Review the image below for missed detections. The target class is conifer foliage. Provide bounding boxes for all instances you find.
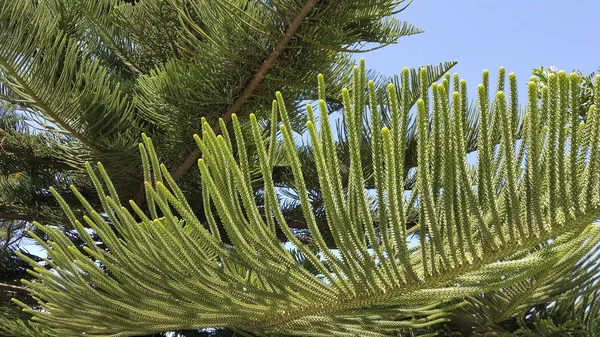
[0,0,420,227]
[3,60,600,335]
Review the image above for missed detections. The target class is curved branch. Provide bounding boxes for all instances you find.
[169,0,320,182]
[0,282,36,306]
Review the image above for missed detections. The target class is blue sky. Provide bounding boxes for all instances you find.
[359,0,599,100]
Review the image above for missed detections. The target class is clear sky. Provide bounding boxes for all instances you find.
[359,0,600,100]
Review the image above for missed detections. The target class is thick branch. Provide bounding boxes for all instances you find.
[169,0,319,182]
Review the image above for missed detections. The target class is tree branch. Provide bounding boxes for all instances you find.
[0,58,142,183]
[169,0,319,182]
[0,208,35,222]
[0,58,103,155]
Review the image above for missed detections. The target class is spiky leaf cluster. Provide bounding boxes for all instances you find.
[3,63,600,336]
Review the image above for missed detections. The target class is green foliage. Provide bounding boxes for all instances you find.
[3,62,600,336]
[0,4,447,335]
[0,2,430,323]
[428,225,600,336]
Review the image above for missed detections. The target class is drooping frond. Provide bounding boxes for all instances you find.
[5,63,600,336]
[0,1,144,159]
[277,61,458,239]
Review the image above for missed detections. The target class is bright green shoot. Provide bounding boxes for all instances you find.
[8,61,600,336]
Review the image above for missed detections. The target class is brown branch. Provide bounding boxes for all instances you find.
[170,0,319,182]
[0,282,36,305]
[0,282,30,296]
[0,282,37,305]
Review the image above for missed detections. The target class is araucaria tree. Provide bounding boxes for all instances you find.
[2,1,600,336]
[0,0,423,225]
